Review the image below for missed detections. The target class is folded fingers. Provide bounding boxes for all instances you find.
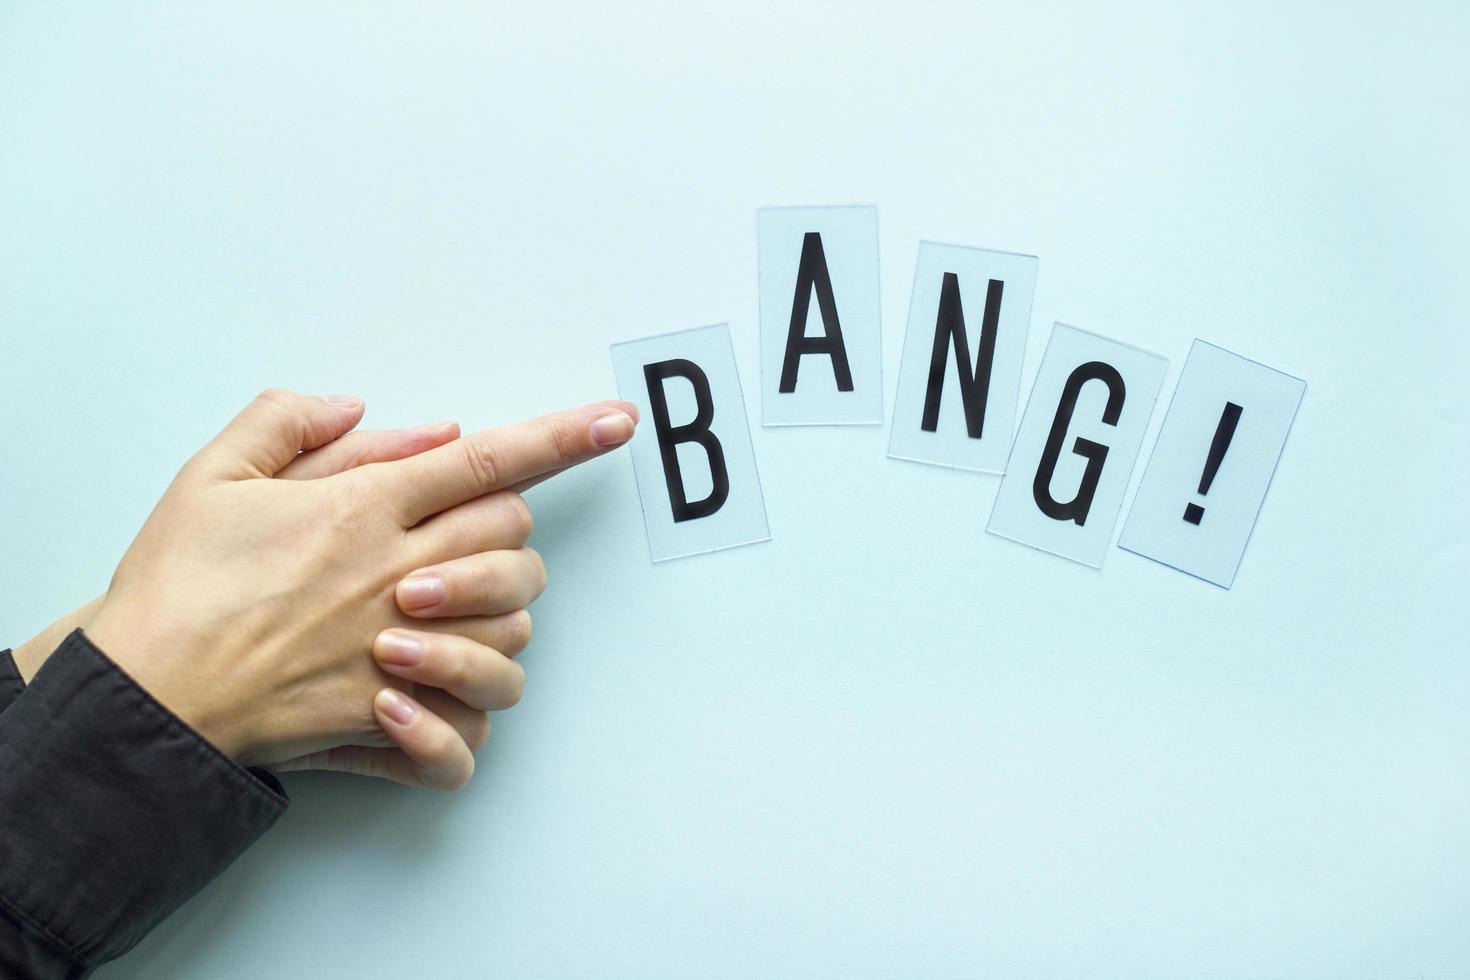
[373,688,477,791]
[411,609,532,658]
[407,490,532,562]
[278,422,461,481]
[374,629,525,711]
[396,548,546,619]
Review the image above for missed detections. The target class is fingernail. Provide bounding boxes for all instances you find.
[323,395,363,410]
[376,631,423,666]
[377,688,417,725]
[398,574,446,610]
[589,411,635,447]
[411,420,456,433]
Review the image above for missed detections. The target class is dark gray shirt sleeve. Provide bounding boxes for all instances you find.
[0,629,289,976]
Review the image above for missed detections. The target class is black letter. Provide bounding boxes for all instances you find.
[1032,361,1127,526]
[643,359,730,522]
[921,273,1002,437]
[779,232,854,393]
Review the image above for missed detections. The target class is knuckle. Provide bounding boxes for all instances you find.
[447,756,475,791]
[466,713,491,749]
[505,663,526,707]
[463,439,502,491]
[503,492,534,539]
[475,555,504,598]
[255,387,297,410]
[446,644,471,691]
[529,550,548,594]
[426,727,460,764]
[504,609,533,655]
[548,417,582,463]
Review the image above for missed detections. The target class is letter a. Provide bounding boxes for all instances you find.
[779,232,855,393]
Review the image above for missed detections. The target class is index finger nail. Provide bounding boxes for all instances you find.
[589,411,635,447]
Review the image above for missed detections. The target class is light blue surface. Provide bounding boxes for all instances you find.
[611,324,770,562]
[888,242,1038,473]
[1119,341,1306,588]
[988,323,1168,568]
[757,206,884,425]
[1,3,1468,978]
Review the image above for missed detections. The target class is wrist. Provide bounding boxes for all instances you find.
[83,608,256,763]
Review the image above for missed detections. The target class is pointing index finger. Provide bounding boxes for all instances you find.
[378,400,638,526]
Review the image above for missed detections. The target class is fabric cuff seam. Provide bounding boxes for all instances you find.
[0,891,92,972]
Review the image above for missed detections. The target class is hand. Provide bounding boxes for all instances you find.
[338,405,651,787]
[84,389,638,780]
[11,414,549,790]
[270,626,534,790]
[8,418,463,682]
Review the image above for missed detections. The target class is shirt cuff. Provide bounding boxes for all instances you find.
[0,628,289,968]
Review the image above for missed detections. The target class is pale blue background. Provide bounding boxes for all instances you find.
[1119,341,1307,588]
[889,242,1038,473]
[988,323,1168,568]
[611,324,770,561]
[1,2,1467,977]
[757,206,884,425]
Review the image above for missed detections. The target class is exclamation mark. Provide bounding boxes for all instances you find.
[1183,401,1243,525]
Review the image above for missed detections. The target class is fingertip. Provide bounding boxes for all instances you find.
[397,425,460,459]
[371,684,478,791]
[411,420,460,436]
[589,410,636,448]
[361,423,462,469]
[442,757,475,792]
[323,395,365,414]
[316,394,366,446]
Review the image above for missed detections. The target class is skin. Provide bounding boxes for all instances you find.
[13,419,484,787]
[19,389,638,791]
[9,420,465,683]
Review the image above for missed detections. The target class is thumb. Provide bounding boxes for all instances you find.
[199,388,366,479]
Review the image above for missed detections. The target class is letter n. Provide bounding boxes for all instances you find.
[921,273,1002,438]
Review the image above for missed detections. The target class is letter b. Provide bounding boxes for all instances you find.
[643,359,730,522]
